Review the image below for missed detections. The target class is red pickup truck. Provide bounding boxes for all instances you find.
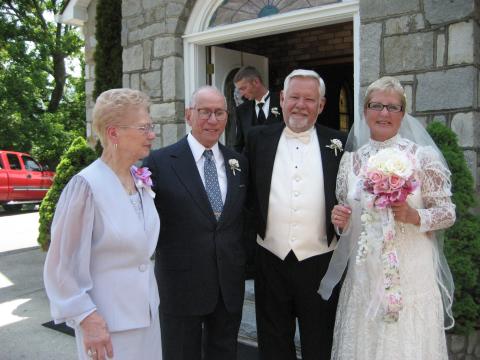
[0,150,55,212]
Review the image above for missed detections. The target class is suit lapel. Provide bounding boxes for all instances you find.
[266,92,281,124]
[170,138,216,223]
[316,125,337,236]
[256,123,285,220]
[218,145,240,225]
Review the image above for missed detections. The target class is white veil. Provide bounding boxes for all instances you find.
[319,113,455,329]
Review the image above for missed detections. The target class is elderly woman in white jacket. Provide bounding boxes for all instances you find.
[44,88,161,360]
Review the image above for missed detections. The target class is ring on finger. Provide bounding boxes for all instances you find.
[87,349,96,358]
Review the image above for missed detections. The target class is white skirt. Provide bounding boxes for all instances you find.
[74,311,162,360]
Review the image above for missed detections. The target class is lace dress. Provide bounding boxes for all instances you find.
[332,135,455,360]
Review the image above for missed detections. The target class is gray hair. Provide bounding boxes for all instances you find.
[189,85,227,108]
[363,76,407,112]
[92,88,151,147]
[283,69,326,98]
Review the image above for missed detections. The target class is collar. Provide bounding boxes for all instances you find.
[369,134,400,149]
[187,132,221,162]
[255,91,270,106]
[283,126,315,144]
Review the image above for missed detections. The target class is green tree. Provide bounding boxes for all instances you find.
[427,121,480,335]
[93,0,122,99]
[0,1,85,167]
[38,136,97,250]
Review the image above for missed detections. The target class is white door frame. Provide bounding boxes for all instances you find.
[183,0,360,128]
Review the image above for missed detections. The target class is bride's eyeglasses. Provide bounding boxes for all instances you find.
[367,102,403,113]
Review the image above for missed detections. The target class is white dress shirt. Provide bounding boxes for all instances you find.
[187,133,227,204]
[255,91,270,119]
[258,127,337,261]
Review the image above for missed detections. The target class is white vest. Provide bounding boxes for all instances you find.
[258,130,337,261]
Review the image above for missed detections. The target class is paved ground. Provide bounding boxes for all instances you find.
[0,209,77,360]
[0,209,259,359]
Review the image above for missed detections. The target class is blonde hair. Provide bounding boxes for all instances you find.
[92,88,151,146]
[364,76,407,112]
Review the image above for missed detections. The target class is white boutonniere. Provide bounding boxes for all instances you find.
[326,138,343,156]
[228,159,241,176]
[271,107,280,117]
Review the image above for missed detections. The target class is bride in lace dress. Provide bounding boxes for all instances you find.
[320,77,455,360]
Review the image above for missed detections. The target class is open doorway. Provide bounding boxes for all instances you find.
[209,21,354,147]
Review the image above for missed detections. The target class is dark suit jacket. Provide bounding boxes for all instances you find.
[234,91,283,153]
[144,137,248,316]
[245,122,347,247]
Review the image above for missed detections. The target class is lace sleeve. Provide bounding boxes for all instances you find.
[336,151,352,204]
[416,146,456,232]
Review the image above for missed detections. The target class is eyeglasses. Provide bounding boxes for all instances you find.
[195,108,228,121]
[367,102,403,113]
[118,123,155,135]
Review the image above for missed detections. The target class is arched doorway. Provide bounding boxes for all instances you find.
[183,1,361,132]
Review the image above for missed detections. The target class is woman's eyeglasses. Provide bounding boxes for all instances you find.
[367,102,403,113]
[119,123,155,135]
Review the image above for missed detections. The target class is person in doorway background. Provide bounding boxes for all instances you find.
[234,65,283,153]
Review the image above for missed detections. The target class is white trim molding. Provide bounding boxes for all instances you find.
[56,0,92,26]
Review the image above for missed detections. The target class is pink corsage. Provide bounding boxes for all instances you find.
[131,165,155,198]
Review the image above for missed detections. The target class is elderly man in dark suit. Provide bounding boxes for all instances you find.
[233,65,282,153]
[144,86,248,360]
[245,69,347,360]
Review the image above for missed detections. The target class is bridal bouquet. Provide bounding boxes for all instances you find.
[362,148,419,208]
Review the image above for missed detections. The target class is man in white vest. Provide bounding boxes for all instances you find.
[245,69,347,360]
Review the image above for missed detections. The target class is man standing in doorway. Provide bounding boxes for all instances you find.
[245,69,347,360]
[145,86,248,360]
[234,65,282,153]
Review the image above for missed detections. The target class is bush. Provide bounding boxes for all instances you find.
[93,0,122,100]
[427,121,480,335]
[38,136,97,250]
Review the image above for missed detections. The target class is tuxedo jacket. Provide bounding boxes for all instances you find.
[144,137,248,316]
[245,122,347,247]
[234,91,283,153]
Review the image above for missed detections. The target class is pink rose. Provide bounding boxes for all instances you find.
[373,179,390,194]
[388,174,405,190]
[368,170,386,184]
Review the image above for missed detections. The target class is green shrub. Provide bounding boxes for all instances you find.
[427,121,480,335]
[38,136,97,250]
[93,0,122,100]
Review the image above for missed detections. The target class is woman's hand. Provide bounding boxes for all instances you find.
[80,311,114,360]
[331,204,352,230]
[391,201,420,225]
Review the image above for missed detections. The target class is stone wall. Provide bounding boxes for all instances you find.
[359,0,480,190]
[121,0,195,148]
[447,331,480,360]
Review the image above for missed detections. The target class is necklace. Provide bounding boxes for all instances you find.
[119,176,137,195]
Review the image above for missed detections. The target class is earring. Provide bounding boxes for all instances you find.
[114,143,118,150]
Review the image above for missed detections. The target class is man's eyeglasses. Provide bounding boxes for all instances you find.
[119,123,155,135]
[195,108,228,121]
[367,102,403,113]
